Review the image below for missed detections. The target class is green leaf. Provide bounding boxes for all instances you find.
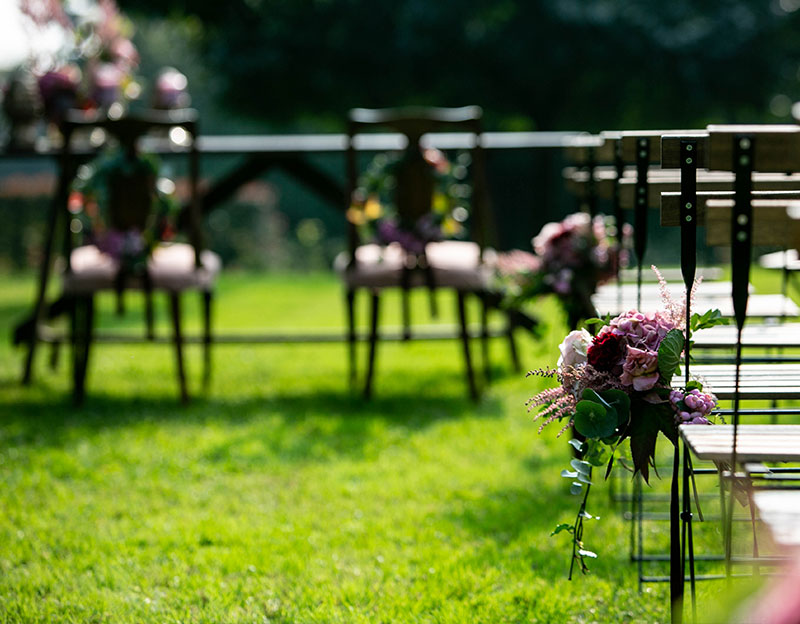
[658,329,685,384]
[568,438,584,452]
[570,482,583,495]
[690,308,727,332]
[578,549,598,558]
[583,438,611,467]
[561,469,579,479]
[583,317,608,328]
[686,380,703,392]
[579,510,594,519]
[577,472,593,485]
[551,523,574,536]
[573,399,617,439]
[600,389,631,428]
[570,459,592,475]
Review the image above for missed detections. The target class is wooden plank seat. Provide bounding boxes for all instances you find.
[693,322,800,350]
[752,490,800,547]
[680,424,800,463]
[591,292,798,319]
[684,363,800,401]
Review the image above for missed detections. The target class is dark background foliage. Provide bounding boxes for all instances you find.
[4,1,800,271]
[123,0,800,131]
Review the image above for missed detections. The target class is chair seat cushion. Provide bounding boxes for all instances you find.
[334,241,495,290]
[63,242,221,294]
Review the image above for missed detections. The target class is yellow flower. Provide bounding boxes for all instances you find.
[364,196,383,219]
[432,192,450,214]
[441,217,462,236]
[346,207,366,225]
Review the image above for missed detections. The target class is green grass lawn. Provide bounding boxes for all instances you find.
[0,270,778,623]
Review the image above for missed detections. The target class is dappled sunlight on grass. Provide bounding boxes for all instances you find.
[4,270,784,621]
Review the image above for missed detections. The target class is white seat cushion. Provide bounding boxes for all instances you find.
[63,242,221,294]
[334,241,494,290]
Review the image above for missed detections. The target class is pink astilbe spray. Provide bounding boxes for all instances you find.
[651,264,702,329]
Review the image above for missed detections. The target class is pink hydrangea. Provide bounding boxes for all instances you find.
[670,388,716,425]
[620,346,660,391]
[605,310,675,352]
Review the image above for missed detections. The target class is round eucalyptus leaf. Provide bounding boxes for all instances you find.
[573,400,617,439]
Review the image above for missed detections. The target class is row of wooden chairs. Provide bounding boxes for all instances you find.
[562,126,800,623]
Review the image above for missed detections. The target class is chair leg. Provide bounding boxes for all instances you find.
[48,340,60,371]
[202,289,212,391]
[364,290,380,399]
[346,288,357,388]
[506,311,522,372]
[402,288,411,341]
[457,290,478,401]
[145,289,155,341]
[479,291,490,383]
[169,292,189,405]
[72,295,94,406]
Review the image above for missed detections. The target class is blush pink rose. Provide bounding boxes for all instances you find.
[620,346,659,391]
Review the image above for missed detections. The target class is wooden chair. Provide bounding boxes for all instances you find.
[56,108,219,404]
[335,106,496,400]
[661,126,800,622]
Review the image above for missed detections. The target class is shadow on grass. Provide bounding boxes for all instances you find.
[0,387,504,464]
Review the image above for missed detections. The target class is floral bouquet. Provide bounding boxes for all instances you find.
[346,148,471,255]
[69,150,180,274]
[527,268,724,575]
[494,212,630,327]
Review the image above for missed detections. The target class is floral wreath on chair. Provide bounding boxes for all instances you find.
[346,148,471,254]
[69,149,180,274]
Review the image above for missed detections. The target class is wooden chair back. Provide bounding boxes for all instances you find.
[346,106,493,259]
[59,108,201,271]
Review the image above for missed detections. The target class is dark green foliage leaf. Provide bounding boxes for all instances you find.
[627,408,662,483]
[656,404,679,445]
[658,329,685,384]
[573,399,617,439]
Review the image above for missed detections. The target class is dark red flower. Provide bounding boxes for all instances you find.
[587,331,624,371]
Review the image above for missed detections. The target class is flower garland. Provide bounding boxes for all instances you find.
[494,212,630,327]
[346,148,471,254]
[69,149,180,273]
[527,267,726,576]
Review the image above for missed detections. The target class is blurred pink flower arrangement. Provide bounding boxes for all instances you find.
[494,212,630,327]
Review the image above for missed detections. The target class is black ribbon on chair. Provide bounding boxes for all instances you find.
[634,137,650,309]
[726,134,754,576]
